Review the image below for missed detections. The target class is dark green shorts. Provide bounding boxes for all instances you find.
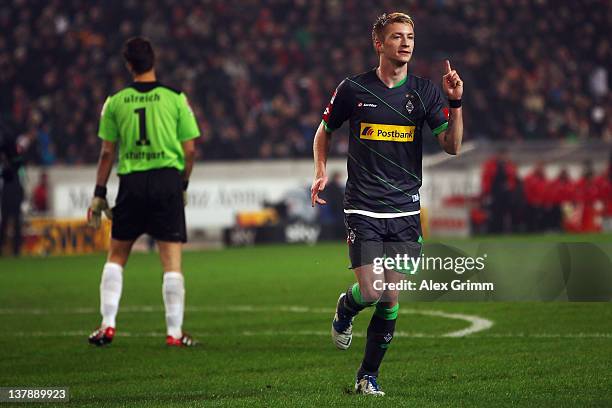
[345,213,422,270]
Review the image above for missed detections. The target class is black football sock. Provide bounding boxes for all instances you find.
[357,303,399,378]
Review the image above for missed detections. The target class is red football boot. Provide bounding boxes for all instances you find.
[88,326,115,346]
[166,333,197,347]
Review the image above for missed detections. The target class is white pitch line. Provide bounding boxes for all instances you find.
[413,310,494,337]
[8,331,612,339]
[0,304,494,337]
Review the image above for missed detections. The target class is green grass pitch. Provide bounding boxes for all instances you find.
[0,236,611,407]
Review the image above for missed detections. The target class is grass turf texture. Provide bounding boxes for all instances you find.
[0,234,611,407]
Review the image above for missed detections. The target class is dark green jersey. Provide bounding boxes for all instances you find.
[98,82,200,175]
[322,70,449,216]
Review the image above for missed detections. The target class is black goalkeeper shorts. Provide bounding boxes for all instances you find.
[345,213,422,270]
[112,167,186,243]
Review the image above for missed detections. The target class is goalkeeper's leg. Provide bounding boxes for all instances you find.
[89,239,134,346]
[158,241,195,347]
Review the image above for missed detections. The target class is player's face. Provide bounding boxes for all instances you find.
[380,23,414,65]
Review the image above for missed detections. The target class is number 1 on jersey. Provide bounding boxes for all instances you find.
[134,108,150,146]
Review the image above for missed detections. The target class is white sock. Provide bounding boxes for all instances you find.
[163,272,185,339]
[100,262,123,328]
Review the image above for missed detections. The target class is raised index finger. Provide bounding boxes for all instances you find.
[444,59,452,74]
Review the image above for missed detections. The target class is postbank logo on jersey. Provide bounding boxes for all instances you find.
[360,122,415,142]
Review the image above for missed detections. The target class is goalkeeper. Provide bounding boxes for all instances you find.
[87,37,200,347]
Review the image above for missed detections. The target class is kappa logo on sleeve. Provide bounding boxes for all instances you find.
[359,123,415,142]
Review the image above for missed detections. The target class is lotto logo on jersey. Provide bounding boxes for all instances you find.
[359,123,415,142]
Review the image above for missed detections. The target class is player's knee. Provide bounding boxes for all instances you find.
[360,286,384,305]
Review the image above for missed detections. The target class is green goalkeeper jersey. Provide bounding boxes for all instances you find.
[98,81,200,175]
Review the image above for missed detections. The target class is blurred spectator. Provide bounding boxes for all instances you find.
[0,118,25,256]
[31,170,49,213]
[481,148,520,233]
[572,160,601,232]
[523,162,548,232]
[596,151,612,230]
[1,1,610,164]
[548,168,573,232]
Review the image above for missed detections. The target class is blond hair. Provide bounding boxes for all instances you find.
[372,12,415,52]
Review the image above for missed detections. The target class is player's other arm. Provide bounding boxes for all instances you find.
[181,139,195,187]
[176,92,201,204]
[88,97,117,228]
[438,60,463,155]
[311,121,332,207]
[311,80,352,207]
[95,140,116,187]
[87,140,115,227]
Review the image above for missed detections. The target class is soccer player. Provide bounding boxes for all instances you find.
[311,12,463,395]
[87,37,200,347]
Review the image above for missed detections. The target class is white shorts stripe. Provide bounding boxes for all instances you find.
[344,209,421,218]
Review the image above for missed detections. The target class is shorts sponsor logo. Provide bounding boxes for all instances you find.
[359,122,415,142]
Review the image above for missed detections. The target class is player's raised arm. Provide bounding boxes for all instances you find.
[311,120,331,207]
[438,59,463,155]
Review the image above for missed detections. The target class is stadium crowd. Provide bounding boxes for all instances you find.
[477,151,612,234]
[1,0,610,164]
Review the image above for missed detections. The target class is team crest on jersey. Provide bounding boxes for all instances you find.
[405,99,414,114]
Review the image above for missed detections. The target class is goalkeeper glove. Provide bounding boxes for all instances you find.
[87,185,112,228]
[183,180,189,207]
